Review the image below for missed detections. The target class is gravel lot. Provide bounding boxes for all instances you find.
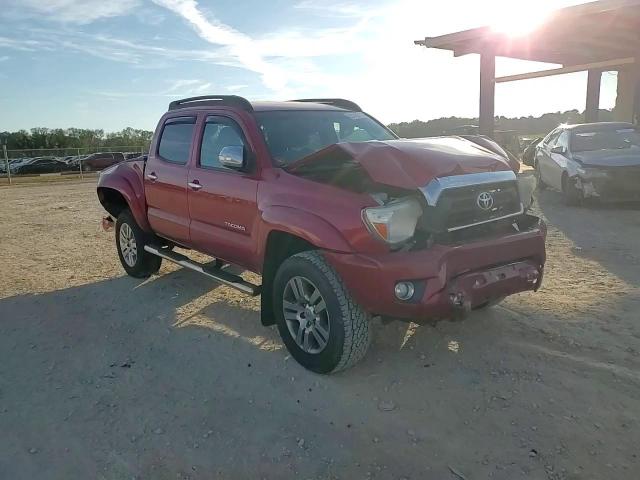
[1,179,639,479]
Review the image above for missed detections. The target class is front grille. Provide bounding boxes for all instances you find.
[419,180,522,233]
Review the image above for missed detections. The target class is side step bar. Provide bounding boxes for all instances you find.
[143,245,261,296]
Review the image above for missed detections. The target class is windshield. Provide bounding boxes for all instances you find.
[571,128,640,152]
[254,110,396,166]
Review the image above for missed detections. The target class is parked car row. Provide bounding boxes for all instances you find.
[0,152,143,175]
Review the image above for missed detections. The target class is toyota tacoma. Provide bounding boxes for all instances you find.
[97,96,546,373]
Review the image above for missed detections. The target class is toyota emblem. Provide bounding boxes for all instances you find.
[476,191,494,210]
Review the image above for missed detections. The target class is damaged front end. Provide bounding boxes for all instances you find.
[575,165,640,201]
[288,138,538,252]
[286,138,546,320]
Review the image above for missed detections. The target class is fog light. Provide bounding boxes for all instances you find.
[394,282,415,301]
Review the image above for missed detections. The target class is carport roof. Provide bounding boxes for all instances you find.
[415,0,640,66]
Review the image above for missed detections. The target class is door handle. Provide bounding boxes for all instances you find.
[188,180,203,191]
[146,172,158,181]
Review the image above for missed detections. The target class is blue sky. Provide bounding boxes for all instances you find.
[0,0,618,131]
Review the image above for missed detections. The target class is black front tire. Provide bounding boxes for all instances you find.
[273,251,371,374]
[562,174,583,206]
[115,210,162,278]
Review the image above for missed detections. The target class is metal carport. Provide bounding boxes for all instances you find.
[415,0,640,137]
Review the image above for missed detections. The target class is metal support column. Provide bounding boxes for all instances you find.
[479,52,495,138]
[614,65,639,122]
[585,69,602,123]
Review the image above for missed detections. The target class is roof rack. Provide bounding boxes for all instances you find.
[168,95,253,112]
[291,98,362,112]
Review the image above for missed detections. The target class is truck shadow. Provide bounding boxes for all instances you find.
[2,264,638,479]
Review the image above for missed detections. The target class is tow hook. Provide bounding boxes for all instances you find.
[450,292,464,307]
[450,292,471,311]
[102,216,114,232]
[525,270,539,284]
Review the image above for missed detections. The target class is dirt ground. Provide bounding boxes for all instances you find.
[1,179,639,480]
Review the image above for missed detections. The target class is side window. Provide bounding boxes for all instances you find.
[544,130,561,147]
[199,116,246,170]
[557,131,570,149]
[157,117,196,164]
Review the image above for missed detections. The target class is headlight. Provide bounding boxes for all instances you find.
[576,167,609,179]
[362,197,422,245]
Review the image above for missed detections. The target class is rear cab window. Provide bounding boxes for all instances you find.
[157,116,196,164]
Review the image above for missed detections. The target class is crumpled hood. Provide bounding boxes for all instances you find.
[287,138,512,189]
[573,148,640,168]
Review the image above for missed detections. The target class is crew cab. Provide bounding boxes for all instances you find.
[97,96,546,373]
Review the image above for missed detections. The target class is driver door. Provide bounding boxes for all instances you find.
[187,114,259,270]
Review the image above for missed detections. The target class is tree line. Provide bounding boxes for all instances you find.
[388,109,615,138]
[0,109,618,151]
[0,127,153,151]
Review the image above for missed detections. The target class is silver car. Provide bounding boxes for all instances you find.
[535,122,640,205]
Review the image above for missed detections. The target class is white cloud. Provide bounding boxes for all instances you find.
[90,78,213,99]
[0,36,51,52]
[0,56,9,62]
[166,79,203,92]
[254,22,371,58]
[152,0,287,90]
[2,0,613,124]
[136,9,165,26]
[294,1,369,17]
[8,0,140,24]
[226,84,249,92]
[166,79,212,95]
[2,28,238,68]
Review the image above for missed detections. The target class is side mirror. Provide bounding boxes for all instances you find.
[219,145,245,170]
[551,145,567,155]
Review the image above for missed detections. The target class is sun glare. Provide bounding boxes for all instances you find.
[490,7,553,37]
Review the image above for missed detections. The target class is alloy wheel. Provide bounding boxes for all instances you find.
[282,276,330,354]
[119,223,138,267]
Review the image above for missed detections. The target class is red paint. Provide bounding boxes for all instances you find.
[97,101,547,321]
[289,137,513,189]
[97,159,151,232]
[325,220,546,320]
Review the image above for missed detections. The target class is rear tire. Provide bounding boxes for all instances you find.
[115,210,162,278]
[562,173,583,206]
[273,251,371,374]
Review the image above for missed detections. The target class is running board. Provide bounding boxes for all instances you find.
[143,245,261,296]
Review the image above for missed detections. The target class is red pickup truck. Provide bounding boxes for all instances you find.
[97,96,546,373]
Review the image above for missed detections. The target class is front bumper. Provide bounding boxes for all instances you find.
[578,171,640,201]
[324,216,546,322]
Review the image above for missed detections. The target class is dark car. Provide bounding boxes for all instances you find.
[2,157,32,173]
[82,152,125,171]
[522,137,542,166]
[535,122,640,204]
[12,157,68,175]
